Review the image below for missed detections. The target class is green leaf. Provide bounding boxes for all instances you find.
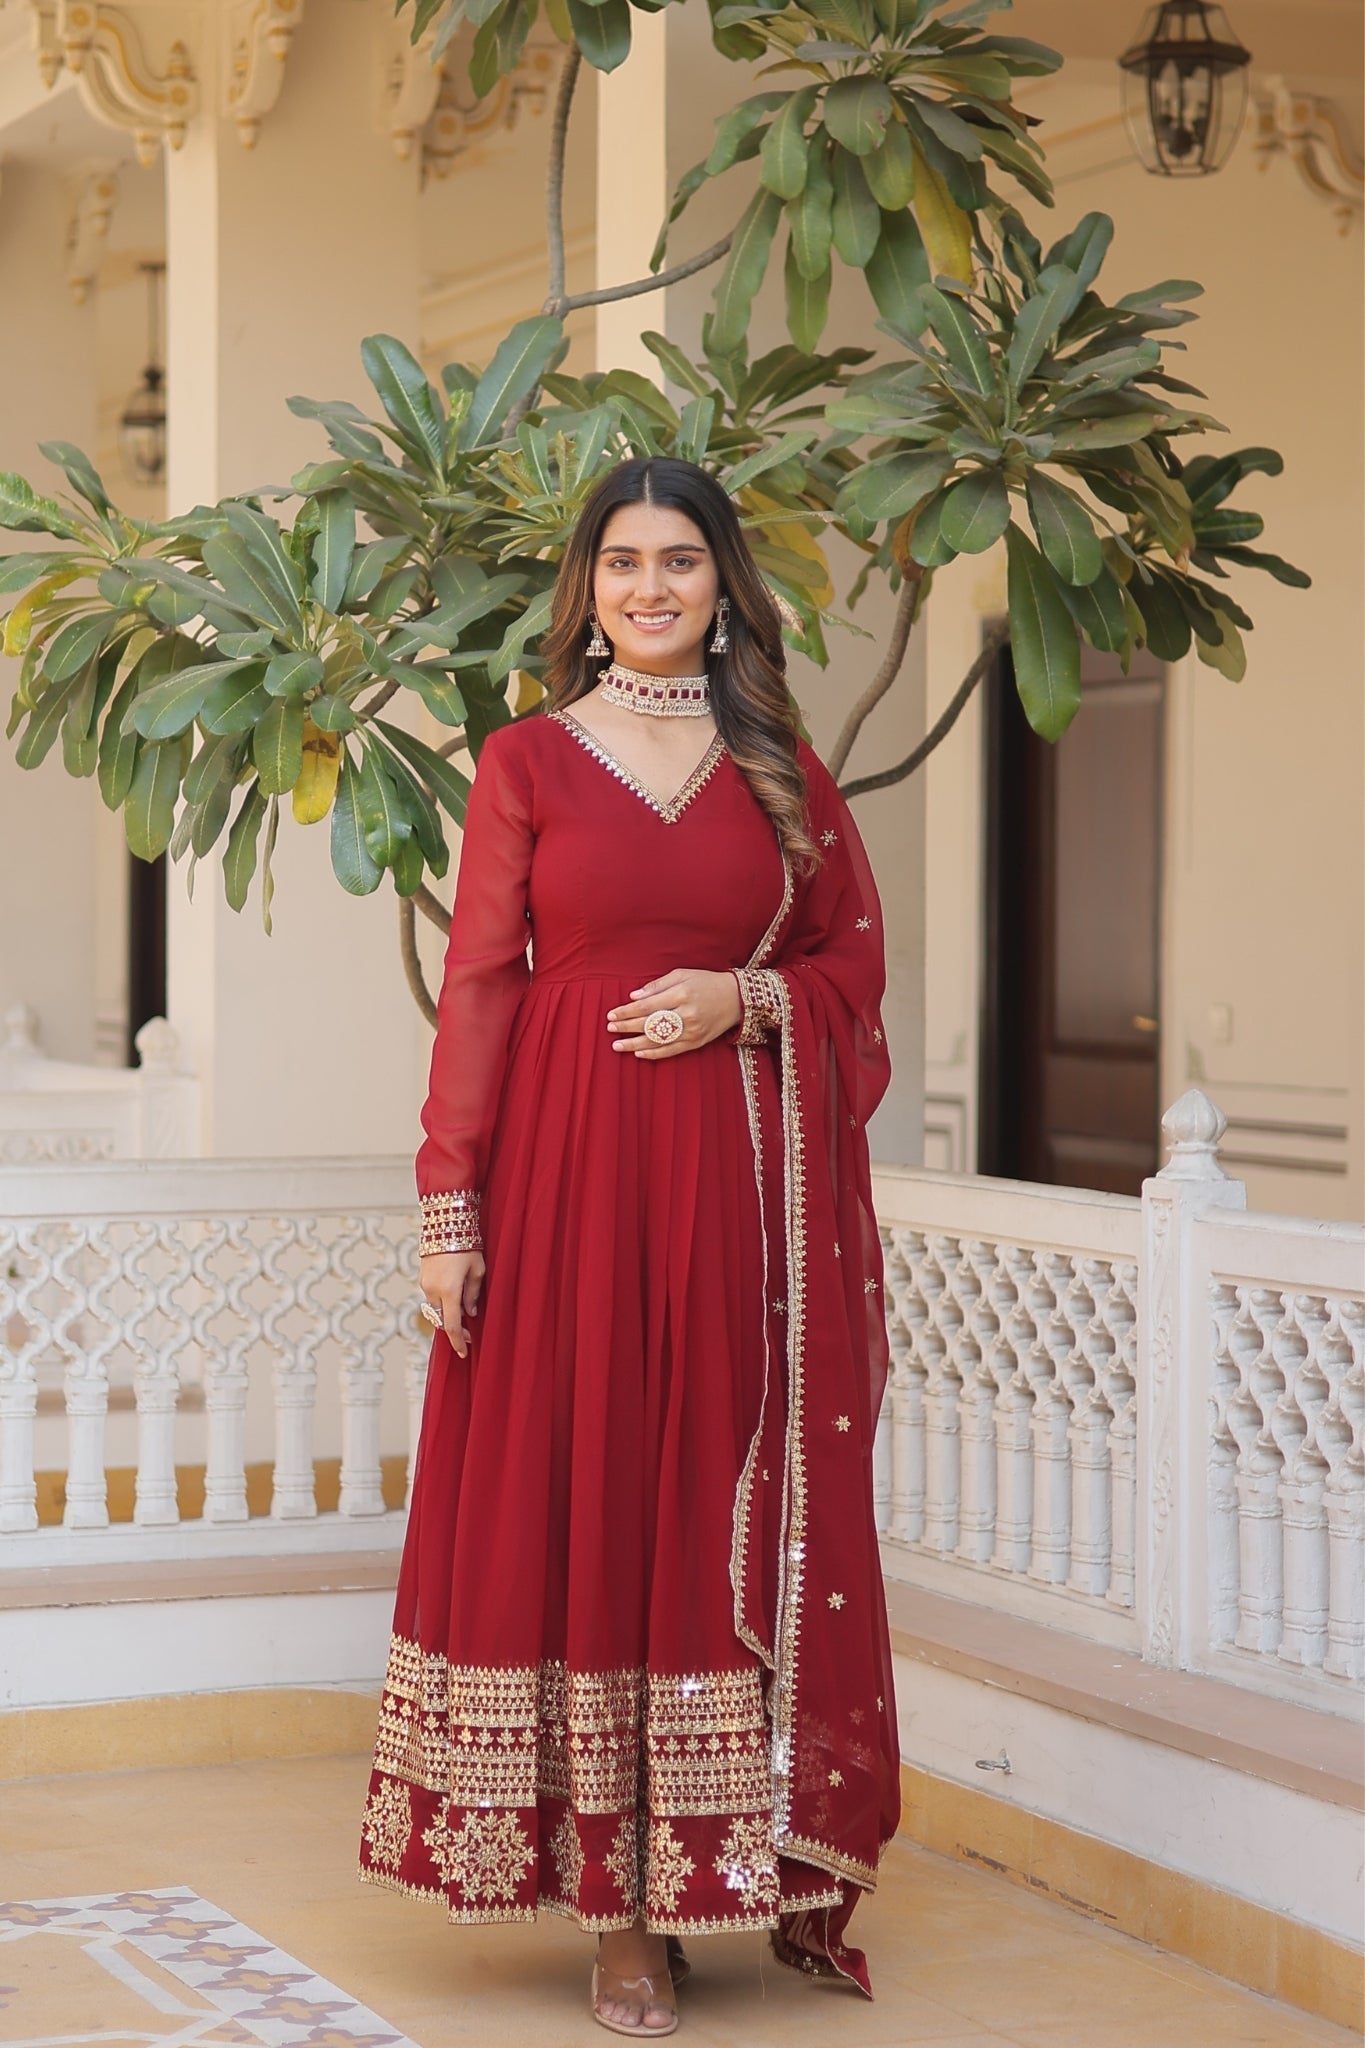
[1057,561,1129,653]
[490,588,554,682]
[1025,472,1103,586]
[286,394,385,462]
[132,658,245,740]
[1047,211,1114,292]
[373,738,448,878]
[784,243,830,354]
[343,536,412,606]
[710,187,784,357]
[1005,266,1083,390]
[906,92,984,162]
[704,91,789,177]
[360,334,447,477]
[841,450,953,523]
[566,0,631,71]
[223,781,267,912]
[1195,608,1246,681]
[1130,569,1191,660]
[0,549,81,595]
[641,332,714,398]
[862,118,916,209]
[865,209,929,330]
[1048,410,1167,453]
[264,649,324,699]
[44,611,115,682]
[377,717,472,825]
[0,471,85,539]
[202,529,301,638]
[921,285,994,396]
[330,749,383,895]
[124,738,185,861]
[830,146,880,267]
[15,677,77,769]
[462,314,565,448]
[310,489,356,613]
[357,737,413,867]
[37,440,113,516]
[1005,524,1081,741]
[676,395,717,464]
[98,669,142,808]
[222,501,305,605]
[760,85,818,199]
[822,77,893,157]
[253,695,306,794]
[309,693,359,732]
[200,665,270,735]
[787,139,835,280]
[726,426,820,494]
[1216,543,1311,589]
[939,468,1011,555]
[393,663,468,727]
[185,731,245,806]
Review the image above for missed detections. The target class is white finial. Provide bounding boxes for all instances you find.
[1159,1088,1228,1181]
[134,1017,180,1073]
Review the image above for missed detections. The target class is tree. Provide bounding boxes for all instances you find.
[1,0,1307,1019]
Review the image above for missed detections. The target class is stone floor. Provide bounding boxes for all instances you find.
[0,1753,1348,2047]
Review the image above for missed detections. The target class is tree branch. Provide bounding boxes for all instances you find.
[399,896,439,1026]
[355,677,401,722]
[552,233,736,317]
[839,619,1010,801]
[545,48,581,309]
[414,880,451,937]
[826,569,924,782]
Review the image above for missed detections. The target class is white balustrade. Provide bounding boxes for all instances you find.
[0,1160,427,1562]
[875,1090,1364,1713]
[2,1102,1360,1719]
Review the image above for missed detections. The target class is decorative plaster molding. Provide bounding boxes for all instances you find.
[64,159,119,303]
[32,2,198,166]
[385,23,443,164]
[417,41,556,184]
[1253,76,1363,234]
[225,0,303,149]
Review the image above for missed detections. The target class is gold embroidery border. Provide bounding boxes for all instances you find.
[549,711,727,824]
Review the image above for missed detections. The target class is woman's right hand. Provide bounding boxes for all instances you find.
[420,1249,485,1359]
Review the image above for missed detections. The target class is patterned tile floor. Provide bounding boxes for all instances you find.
[0,1753,1347,2047]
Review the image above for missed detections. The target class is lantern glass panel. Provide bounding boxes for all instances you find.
[1119,2,1251,178]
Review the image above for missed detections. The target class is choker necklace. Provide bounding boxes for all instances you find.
[598,663,711,717]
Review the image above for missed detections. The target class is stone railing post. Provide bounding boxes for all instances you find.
[1139,1089,1246,1670]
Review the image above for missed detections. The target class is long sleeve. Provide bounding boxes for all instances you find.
[416,724,534,1253]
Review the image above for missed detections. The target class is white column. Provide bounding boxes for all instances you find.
[1138,1089,1246,1669]
[594,7,669,375]
[163,14,430,1157]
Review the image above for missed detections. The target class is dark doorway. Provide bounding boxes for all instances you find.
[127,852,167,1066]
[979,636,1165,1196]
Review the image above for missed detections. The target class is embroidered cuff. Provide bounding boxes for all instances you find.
[731,966,784,1047]
[419,1188,483,1255]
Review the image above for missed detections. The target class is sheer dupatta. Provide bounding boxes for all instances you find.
[731,743,899,1997]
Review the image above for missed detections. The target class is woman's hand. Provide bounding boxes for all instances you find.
[420,1249,485,1359]
[607,969,743,1058]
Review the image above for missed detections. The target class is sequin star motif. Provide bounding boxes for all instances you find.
[872,1026,883,1044]
[834,1415,851,1432]
[833,1242,842,1257]
[828,1591,845,1610]
[828,1769,844,1787]
[821,828,838,846]
[856,916,872,931]
[864,1276,878,1294]
[772,1297,787,1314]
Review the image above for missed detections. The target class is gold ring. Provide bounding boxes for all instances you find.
[419,1300,442,1329]
[643,1007,685,1047]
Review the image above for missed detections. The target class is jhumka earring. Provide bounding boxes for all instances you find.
[585,608,610,659]
[709,596,731,655]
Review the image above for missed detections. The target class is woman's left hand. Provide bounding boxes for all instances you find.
[607,969,743,1058]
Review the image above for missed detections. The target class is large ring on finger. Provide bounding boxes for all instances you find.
[419,1299,442,1329]
[643,1007,685,1047]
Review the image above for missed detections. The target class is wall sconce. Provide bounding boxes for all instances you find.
[119,260,167,486]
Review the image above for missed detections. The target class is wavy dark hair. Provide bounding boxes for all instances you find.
[541,457,817,871]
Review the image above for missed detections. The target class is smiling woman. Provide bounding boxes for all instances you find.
[361,457,900,2038]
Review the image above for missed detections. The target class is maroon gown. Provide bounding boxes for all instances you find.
[359,706,899,1992]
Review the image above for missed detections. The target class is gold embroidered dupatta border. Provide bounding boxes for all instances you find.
[730,843,883,1895]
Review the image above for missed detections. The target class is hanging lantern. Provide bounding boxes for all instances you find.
[1118,2,1252,177]
[119,261,167,485]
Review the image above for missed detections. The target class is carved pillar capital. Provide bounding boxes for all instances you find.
[225,0,304,149]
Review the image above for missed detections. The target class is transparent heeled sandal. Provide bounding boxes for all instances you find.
[591,1935,683,2037]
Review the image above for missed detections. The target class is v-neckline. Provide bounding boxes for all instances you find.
[550,710,727,824]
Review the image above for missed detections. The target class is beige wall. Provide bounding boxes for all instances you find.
[922,47,1364,1216]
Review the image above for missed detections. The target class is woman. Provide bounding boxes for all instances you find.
[359,457,899,2035]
